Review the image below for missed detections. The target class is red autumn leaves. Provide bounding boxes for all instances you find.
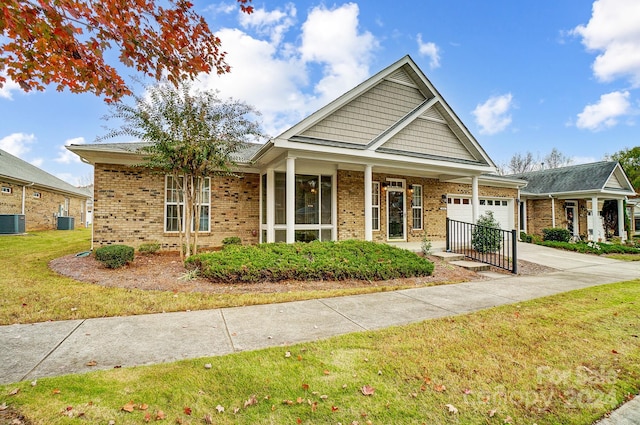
[0,0,253,102]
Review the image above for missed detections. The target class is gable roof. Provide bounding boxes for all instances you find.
[0,148,90,198]
[509,161,636,197]
[257,55,496,173]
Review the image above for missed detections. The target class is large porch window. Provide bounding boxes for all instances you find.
[260,172,334,243]
[165,175,210,232]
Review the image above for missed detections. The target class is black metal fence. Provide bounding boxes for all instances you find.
[446,218,518,274]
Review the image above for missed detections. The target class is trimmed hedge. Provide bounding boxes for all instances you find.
[95,245,134,269]
[186,240,434,283]
[542,228,571,242]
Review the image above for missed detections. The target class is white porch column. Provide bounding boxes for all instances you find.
[286,157,296,243]
[266,168,275,243]
[550,196,556,228]
[591,196,599,241]
[364,165,373,241]
[618,198,626,242]
[471,176,479,223]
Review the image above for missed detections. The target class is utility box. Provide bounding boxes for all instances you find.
[0,214,26,234]
[57,216,75,230]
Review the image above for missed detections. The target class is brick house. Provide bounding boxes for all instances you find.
[0,148,91,232]
[68,55,526,250]
[510,161,636,241]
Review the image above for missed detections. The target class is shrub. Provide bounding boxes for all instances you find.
[542,228,571,242]
[186,240,434,283]
[95,245,134,269]
[138,242,161,255]
[421,234,433,256]
[222,236,242,247]
[472,212,502,253]
[538,240,640,255]
[520,232,532,243]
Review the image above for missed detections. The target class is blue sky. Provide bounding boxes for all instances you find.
[1,0,639,184]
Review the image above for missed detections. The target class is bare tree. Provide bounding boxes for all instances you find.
[544,148,572,169]
[507,152,537,174]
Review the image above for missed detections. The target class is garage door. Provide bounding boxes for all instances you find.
[447,196,514,230]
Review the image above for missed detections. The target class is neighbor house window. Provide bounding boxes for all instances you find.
[33,192,41,199]
[372,181,380,231]
[412,184,422,230]
[1,187,11,194]
[165,175,210,232]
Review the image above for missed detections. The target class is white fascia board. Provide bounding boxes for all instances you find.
[522,188,636,199]
[607,163,635,192]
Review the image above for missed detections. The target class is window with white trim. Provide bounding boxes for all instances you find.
[1,187,11,194]
[412,184,422,230]
[372,181,380,231]
[165,175,210,232]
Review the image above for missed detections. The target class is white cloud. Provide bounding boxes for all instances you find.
[576,90,631,130]
[416,34,441,69]
[0,75,21,100]
[570,155,598,164]
[0,132,36,157]
[300,3,378,102]
[55,137,85,164]
[572,0,640,86]
[194,3,379,138]
[472,94,514,135]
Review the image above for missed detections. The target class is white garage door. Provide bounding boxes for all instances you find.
[447,196,514,230]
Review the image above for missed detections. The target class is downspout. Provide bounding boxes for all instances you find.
[549,195,556,228]
[21,182,35,214]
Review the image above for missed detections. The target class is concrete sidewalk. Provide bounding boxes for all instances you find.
[1,243,639,422]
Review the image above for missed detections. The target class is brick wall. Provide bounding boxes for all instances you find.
[337,171,518,241]
[93,164,260,249]
[0,179,86,231]
[526,198,590,239]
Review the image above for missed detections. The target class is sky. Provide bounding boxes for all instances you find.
[2,0,640,185]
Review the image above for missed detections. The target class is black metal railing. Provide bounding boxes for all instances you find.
[446,218,518,274]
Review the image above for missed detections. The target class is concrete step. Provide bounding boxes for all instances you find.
[431,251,465,262]
[449,260,491,272]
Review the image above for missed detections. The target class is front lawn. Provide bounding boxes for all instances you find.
[1,281,639,424]
[0,230,435,325]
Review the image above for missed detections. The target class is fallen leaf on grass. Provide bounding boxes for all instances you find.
[183,406,192,415]
[434,384,446,392]
[331,405,339,412]
[488,409,497,417]
[86,360,97,367]
[122,401,136,413]
[361,385,375,396]
[216,404,225,413]
[612,349,619,354]
[139,403,148,410]
[144,412,151,422]
[203,413,213,424]
[302,383,309,390]
[8,388,19,396]
[244,395,258,408]
[463,388,472,395]
[52,389,61,395]
[445,404,458,414]
[323,370,330,375]
[155,410,165,420]
[0,403,7,411]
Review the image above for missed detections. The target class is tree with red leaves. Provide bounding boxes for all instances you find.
[0,0,253,102]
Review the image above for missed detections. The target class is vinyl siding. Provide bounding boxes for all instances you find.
[380,117,477,161]
[301,79,426,145]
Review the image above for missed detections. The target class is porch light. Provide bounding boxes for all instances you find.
[408,187,414,195]
[441,194,447,203]
[381,182,388,191]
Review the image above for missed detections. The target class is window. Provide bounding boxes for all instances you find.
[33,192,41,199]
[1,187,11,194]
[165,175,210,232]
[372,182,380,231]
[412,184,422,230]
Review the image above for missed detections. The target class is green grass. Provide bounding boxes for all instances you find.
[606,253,640,261]
[0,229,437,325]
[1,281,639,424]
[187,240,434,283]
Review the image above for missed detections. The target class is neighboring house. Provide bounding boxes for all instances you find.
[0,148,91,232]
[68,55,527,250]
[510,161,636,242]
[628,197,640,237]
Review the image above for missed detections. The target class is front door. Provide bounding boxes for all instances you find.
[386,180,406,240]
